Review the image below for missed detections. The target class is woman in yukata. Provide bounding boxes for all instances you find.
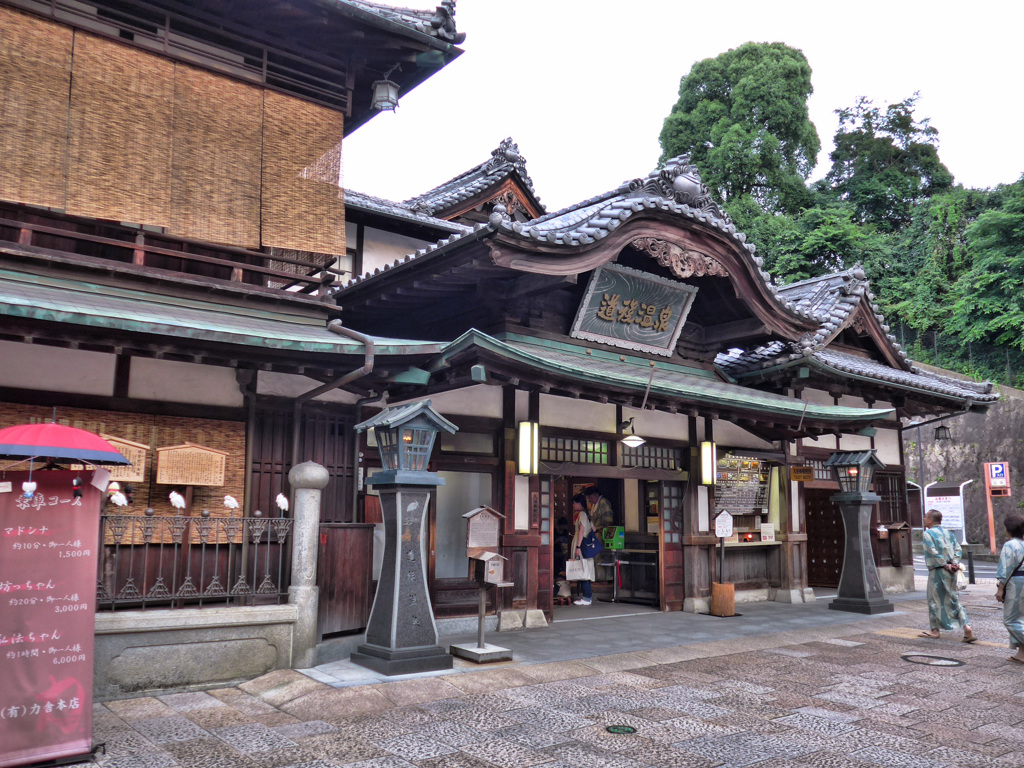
[920,509,977,642]
[996,514,1024,664]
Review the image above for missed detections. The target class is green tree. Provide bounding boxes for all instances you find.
[659,42,820,215]
[949,177,1024,350]
[772,204,890,283]
[822,94,953,231]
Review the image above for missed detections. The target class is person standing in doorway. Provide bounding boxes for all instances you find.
[585,485,614,582]
[571,494,595,605]
[920,509,977,642]
[996,514,1024,663]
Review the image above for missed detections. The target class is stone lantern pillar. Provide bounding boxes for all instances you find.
[824,450,894,615]
[350,400,458,675]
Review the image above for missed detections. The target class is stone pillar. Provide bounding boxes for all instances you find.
[287,461,329,668]
[351,486,452,675]
[829,492,894,615]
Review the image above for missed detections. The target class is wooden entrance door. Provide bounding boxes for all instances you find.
[806,488,843,588]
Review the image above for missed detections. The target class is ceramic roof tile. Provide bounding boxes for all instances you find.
[403,137,542,215]
[344,188,471,234]
[343,0,463,42]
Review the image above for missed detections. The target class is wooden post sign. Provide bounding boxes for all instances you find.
[464,505,503,560]
[452,506,513,663]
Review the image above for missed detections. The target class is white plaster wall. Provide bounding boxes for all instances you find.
[406,385,502,418]
[130,359,243,407]
[0,340,115,396]
[713,420,775,451]
[540,395,616,432]
[255,371,359,404]
[874,427,903,465]
[623,408,689,443]
[839,433,873,451]
[360,227,433,276]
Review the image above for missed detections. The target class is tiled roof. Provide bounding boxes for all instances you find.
[429,331,894,424]
[716,343,997,404]
[344,0,463,43]
[403,137,542,216]
[0,266,442,356]
[344,189,471,234]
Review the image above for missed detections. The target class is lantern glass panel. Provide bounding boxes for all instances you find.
[377,428,400,470]
[401,427,435,471]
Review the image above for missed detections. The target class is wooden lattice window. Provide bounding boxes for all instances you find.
[540,435,609,465]
[874,470,906,524]
[621,443,684,470]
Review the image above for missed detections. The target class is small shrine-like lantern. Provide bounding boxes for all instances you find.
[356,400,457,483]
[823,450,886,496]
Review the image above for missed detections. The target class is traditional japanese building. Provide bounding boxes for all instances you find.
[336,151,997,619]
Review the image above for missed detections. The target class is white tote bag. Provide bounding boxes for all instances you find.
[565,559,589,581]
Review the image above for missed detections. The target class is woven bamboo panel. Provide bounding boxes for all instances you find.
[0,8,73,210]
[66,34,173,227]
[261,91,345,256]
[169,64,262,247]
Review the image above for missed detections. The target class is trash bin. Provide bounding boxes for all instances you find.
[888,522,912,567]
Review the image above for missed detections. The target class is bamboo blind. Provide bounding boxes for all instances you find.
[0,8,73,210]
[261,91,346,256]
[169,64,262,247]
[66,34,174,227]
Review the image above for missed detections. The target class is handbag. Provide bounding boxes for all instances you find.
[565,558,589,581]
[580,529,604,558]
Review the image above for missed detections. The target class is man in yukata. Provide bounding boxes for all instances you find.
[920,509,977,642]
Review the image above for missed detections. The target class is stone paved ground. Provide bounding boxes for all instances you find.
[88,586,1024,768]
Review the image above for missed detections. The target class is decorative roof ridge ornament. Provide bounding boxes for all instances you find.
[430,1,465,44]
[486,137,529,176]
[621,154,727,220]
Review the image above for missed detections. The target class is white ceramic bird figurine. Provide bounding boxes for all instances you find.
[109,491,128,507]
[275,493,289,512]
[223,495,239,509]
[169,490,186,509]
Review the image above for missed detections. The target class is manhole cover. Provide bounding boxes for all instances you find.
[900,653,964,667]
[606,725,637,734]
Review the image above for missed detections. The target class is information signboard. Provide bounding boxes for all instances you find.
[156,443,228,486]
[926,493,964,531]
[715,511,734,538]
[0,471,101,768]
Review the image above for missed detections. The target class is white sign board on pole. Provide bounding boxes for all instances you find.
[715,511,734,538]
[927,494,964,531]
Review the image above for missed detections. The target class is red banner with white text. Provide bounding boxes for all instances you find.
[0,470,99,767]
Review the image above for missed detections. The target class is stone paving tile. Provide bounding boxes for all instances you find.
[213,722,300,753]
[271,720,339,741]
[371,677,463,707]
[848,744,935,768]
[542,740,650,768]
[366,732,458,761]
[159,691,225,712]
[414,753,498,768]
[245,745,333,768]
[104,697,178,721]
[281,687,394,721]
[488,720,579,748]
[343,758,417,768]
[329,714,414,742]
[160,736,255,768]
[294,732,390,763]
[457,737,553,767]
[239,670,329,708]
[129,715,211,743]
[514,659,599,682]
[95,752,182,768]
[92,727,161,760]
[207,688,280,716]
[407,718,491,747]
[181,705,255,729]
[441,666,539,694]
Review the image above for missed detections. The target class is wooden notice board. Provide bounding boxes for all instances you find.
[155,443,229,486]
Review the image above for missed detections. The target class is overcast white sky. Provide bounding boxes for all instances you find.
[343,0,1024,212]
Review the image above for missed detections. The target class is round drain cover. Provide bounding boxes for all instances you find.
[606,725,637,734]
[900,653,964,667]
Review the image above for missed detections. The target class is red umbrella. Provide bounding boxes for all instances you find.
[0,422,130,465]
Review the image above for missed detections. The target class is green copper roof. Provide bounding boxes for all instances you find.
[0,267,442,356]
[433,330,894,423]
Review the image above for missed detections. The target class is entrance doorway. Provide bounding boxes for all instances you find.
[806,488,843,588]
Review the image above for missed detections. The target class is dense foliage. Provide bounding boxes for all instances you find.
[659,45,1024,387]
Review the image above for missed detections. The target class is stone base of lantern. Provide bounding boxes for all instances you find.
[350,642,453,676]
[828,596,894,615]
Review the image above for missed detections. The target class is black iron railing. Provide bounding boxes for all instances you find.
[96,512,292,610]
